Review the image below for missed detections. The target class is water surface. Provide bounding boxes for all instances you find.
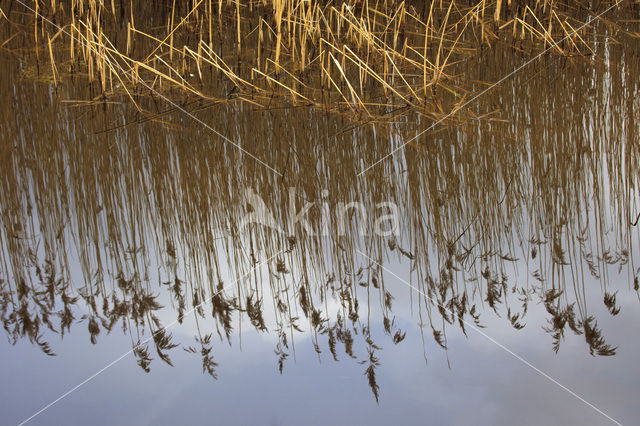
[1,12,639,426]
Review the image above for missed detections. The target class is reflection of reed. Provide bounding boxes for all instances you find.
[1,25,639,402]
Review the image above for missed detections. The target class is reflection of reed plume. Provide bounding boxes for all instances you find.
[1,24,639,402]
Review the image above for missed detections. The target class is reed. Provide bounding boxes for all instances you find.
[1,29,639,399]
[1,1,638,402]
[2,0,630,118]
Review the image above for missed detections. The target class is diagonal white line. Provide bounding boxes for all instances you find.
[14,0,283,177]
[356,249,623,426]
[17,249,286,426]
[357,1,621,177]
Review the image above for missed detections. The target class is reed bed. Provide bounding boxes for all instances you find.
[1,0,640,402]
[2,0,636,118]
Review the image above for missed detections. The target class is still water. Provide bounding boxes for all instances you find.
[1,9,639,426]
